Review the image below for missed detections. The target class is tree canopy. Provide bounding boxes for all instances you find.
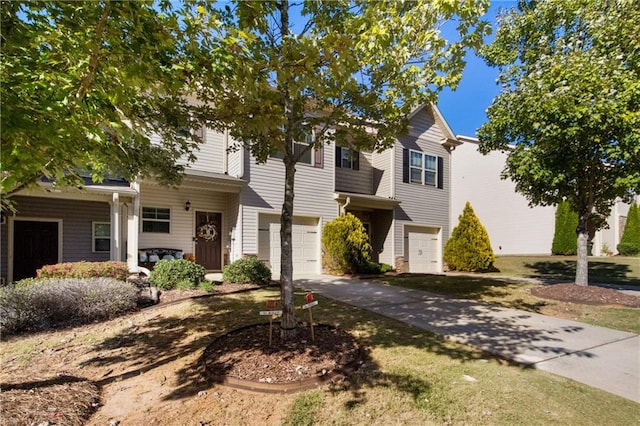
[478,0,640,285]
[0,0,213,204]
[194,0,490,337]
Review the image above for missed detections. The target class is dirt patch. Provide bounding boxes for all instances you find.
[203,323,362,388]
[531,283,640,307]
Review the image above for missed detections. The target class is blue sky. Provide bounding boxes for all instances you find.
[436,1,517,138]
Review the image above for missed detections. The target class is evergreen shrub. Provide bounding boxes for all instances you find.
[617,202,640,256]
[551,201,578,255]
[321,213,372,274]
[444,202,495,272]
[149,259,206,290]
[222,256,271,285]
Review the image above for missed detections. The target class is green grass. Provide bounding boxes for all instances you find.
[492,255,640,286]
[3,289,639,425]
[381,274,640,334]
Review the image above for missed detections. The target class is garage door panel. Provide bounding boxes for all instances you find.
[406,226,440,273]
[258,214,319,274]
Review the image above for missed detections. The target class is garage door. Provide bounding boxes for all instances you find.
[406,226,440,273]
[258,214,319,274]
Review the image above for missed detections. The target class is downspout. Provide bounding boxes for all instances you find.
[223,128,229,174]
[341,196,351,215]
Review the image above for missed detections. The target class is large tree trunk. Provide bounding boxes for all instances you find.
[280,158,297,339]
[575,213,590,286]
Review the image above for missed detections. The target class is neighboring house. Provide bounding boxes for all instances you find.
[452,135,634,256]
[1,105,458,283]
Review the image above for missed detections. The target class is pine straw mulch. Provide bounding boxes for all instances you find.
[531,283,640,307]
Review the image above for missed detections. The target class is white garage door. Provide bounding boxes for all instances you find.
[406,226,440,273]
[258,215,319,274]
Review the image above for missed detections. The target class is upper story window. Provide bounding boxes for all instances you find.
[335,146,360,170]
[404,149,443,189]
[92,222,110,253]
[272,127,323,167]
[142,207,170,233]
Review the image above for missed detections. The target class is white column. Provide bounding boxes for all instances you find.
[110,192,121,261]
[127,182,140,271]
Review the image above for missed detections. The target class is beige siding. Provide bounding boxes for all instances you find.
[186,128,225,174]
[335,151,373,194]
[394,108,451,261]
[138,184,231,258]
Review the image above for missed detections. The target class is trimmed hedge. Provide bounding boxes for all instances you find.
[222,256,271,285]
[321,213,372,274]
[37,261,129,281]
[0,277,139,335]
[618,203,640,256]
[149,259,206,290]
[551,201,578,255]
[444,202,495,272]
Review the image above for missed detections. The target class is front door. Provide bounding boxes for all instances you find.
[13,220,59,280]
[195,211,222,270]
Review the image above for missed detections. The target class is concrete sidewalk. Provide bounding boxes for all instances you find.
[295,275,640,404]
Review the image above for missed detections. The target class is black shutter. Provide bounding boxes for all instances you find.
[402,148,409,183]
[353,151,360,170]
[314,145,323,168]
[437,156,444,189]
[335,145,341,167]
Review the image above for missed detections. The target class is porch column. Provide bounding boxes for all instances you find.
[127,182,140,271]
[110,193,121,261]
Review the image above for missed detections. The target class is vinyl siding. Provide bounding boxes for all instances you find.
[335,151,373,194]
[138,184,231,259]
[394,108,451,259]
[372,148,393,198]
[186,127,225,174]
[241,146,338,256]
[451,137,555,255]
[8,196,111,263]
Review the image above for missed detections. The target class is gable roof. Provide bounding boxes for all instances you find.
[408,104,461,150]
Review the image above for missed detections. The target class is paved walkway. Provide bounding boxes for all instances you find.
[294,275,640,404]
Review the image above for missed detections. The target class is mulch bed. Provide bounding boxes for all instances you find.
[531,283,640,307]
[202,323,363,391]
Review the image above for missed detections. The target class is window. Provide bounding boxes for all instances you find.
[409,150,437,186]
[335,146,360,170]
[93,222,110,253]
[142,207,170,233]
[272,127,322,167]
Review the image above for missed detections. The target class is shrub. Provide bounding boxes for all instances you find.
[149,259,206,290]
[37,261,129,281]
[0,277,138,335]
[222,256,271,285]
[444,202,495,272]
[617,203,640,256]
[321,213,372,274]
[551,201,578,255]
[198,280,216,292]
[380,263,394,273]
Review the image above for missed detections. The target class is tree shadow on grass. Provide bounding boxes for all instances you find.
[525,260,639,286]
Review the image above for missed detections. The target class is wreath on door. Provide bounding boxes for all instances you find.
[197,222,218,242]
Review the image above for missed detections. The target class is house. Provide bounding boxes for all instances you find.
[1,105,458,283]
[452,135,634,256]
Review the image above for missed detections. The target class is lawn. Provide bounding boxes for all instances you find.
[492,255,640,286]
[381,274,640,334]
[1,289,639,425]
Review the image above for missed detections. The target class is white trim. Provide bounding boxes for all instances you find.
[92,221,111,254]
[140,205,172,234]
[8,217,63,283]
[409,149,437,187]
[403,224,443,273]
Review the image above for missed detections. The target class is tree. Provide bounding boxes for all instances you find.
[1,1,215,208]
[618,202,640,256]
[195,1,489,338]
[322,213,372,275]
[551,201,578,255]
[444,202,495,272]
[478,0,640,286]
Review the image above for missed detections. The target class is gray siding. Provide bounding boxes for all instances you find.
[393,108,451,258]
[241,145,338,256]
[335,151,373,194]
[372,148,393,198]
[9,196,111,263]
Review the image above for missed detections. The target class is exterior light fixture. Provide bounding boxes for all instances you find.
[185,201,191,211]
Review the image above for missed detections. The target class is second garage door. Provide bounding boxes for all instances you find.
[405,226,441,273]
[258,214,319,274]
